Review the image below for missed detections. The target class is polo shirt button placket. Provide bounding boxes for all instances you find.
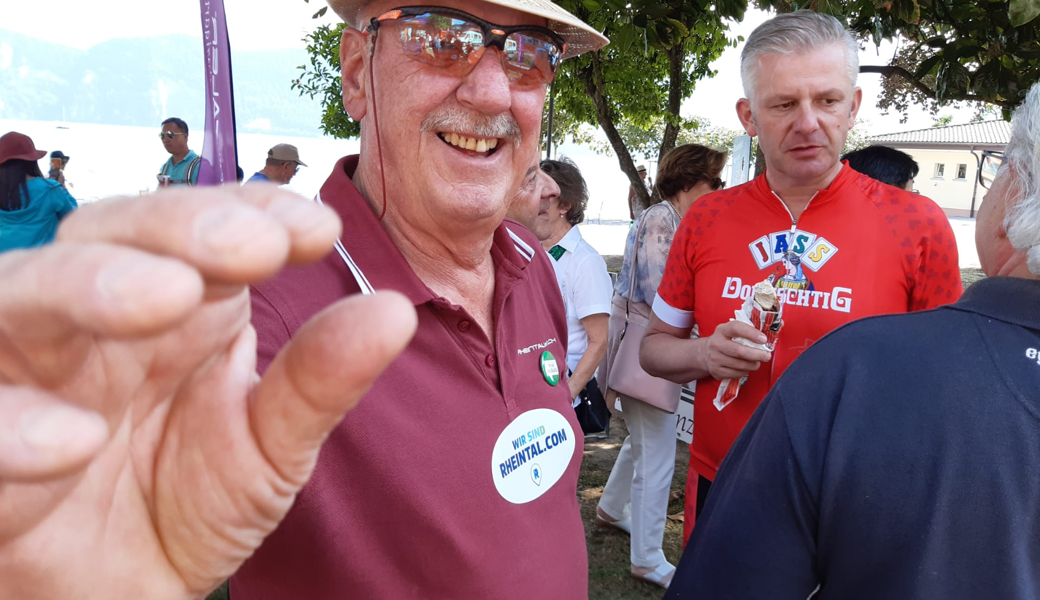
[485,354,497,368]
[458,320,472,333]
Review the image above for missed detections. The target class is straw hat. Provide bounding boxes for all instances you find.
[326,0,609,59]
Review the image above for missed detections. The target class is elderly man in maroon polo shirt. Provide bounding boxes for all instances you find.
[236,1,608,596]
[0,1,607,600]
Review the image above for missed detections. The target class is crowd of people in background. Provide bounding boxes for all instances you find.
[0,118,308,254]
[3,2,1040,600]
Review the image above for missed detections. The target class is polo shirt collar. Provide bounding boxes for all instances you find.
[171,150,197,166]
[317,156,533,306]
[555,225,581,253]
[949,276,1040,331]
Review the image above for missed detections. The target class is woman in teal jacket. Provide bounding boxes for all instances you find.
[0,132,78,252]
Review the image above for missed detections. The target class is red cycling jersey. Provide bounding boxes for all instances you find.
[654,165,962,485]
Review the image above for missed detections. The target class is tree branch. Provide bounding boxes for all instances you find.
[860,65,1017,109]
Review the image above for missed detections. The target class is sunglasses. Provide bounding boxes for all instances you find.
[709,177,726,191]
[367,6,565,87]
[159,132,187,140]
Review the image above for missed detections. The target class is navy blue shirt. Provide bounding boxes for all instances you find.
[668,276,1040,599]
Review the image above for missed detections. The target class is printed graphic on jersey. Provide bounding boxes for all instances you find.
[747,228,839,292]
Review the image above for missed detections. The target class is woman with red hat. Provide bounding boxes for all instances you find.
[0,131,78,252]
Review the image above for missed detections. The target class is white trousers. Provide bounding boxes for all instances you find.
[597,395,678,568]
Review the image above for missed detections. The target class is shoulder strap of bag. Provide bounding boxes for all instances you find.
[624,206,656,323]
[186,156,202,185]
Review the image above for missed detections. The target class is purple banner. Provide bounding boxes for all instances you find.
[197,0,238,186]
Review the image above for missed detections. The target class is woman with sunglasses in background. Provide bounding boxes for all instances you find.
[0,132,78,253]
[596,143,727,589]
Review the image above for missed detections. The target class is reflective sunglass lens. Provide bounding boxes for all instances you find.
[503,33,559,85]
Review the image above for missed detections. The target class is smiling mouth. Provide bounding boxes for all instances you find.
[437,132,502,157]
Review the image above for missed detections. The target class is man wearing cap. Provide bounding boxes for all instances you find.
[627,164,652,220]
[157,117,201,187]
[0,1,606,598]
[246,144,307,185]
[48,151,71,189]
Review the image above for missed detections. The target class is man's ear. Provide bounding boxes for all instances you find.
[849,86,863,126]
[341,27,369,121]
[736,98,757,137]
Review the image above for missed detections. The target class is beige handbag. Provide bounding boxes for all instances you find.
[603,213,681,413]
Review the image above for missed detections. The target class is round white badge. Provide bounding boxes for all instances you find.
[490,408,576,504]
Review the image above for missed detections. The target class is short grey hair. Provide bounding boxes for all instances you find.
[1003,82,1040,275]
[740,10,860,101]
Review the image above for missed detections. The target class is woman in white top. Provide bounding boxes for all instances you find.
[539,158,613,411]
[596,144,728,589]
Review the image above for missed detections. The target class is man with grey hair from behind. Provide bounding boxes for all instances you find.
[641,9,962,543]
[666,82,1040,600]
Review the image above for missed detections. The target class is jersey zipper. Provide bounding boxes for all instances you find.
[767,189,819,385]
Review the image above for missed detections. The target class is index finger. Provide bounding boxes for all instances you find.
[57,185,341,284]
[718,320,768,344]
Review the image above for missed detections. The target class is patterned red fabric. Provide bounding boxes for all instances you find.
[655,165,962,514]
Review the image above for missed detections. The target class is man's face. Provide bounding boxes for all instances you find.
[638,170,647,180]
[161,123,189,156]
[506,165,560,241]
[276,162,299,185]
[346,0,549,229]
[736,43,862,188]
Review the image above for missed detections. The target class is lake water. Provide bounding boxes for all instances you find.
[0,118,980,267]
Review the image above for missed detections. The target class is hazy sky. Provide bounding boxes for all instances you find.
[5,0,331,51]
[5,0,974,136]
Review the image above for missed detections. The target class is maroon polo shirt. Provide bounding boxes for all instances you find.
[231,156,587,599]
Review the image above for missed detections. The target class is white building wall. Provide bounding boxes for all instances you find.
[901,149,987,217]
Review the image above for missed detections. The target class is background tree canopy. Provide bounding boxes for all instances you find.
[765,0,1040,120]
[294,0,1039,204]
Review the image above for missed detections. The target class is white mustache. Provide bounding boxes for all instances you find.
[421,106,522,149]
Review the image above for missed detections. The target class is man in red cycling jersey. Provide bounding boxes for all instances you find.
[640,10,963,544]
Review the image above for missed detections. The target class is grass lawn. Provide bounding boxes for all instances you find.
[207,268,985,600]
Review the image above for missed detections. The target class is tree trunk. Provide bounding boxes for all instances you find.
[754,143,767,177]
[658,41,686,165]
[583,51,651,215]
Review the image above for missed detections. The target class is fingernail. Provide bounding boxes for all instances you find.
[266,198,333,234]
[20,405,108,451]
[193,205,273,252]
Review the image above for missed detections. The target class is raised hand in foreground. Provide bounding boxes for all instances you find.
[0,186,417,600]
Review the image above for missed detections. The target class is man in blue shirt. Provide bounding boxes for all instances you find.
[246,144,306,185]
[668,81,1040,599]
[157,117,200,188]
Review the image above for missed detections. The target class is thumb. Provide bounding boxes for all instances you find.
[249,291,417,486]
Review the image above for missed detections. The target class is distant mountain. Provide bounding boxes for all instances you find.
[0,30,325,137]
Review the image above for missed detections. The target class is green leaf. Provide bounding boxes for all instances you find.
[312,6,327,18]
[1010,0,1040,26]
[582,0,603,10]
[666,18,691,38]
[913,53,943,80]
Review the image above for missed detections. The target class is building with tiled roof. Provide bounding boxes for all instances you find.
[866,120,1009,217]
